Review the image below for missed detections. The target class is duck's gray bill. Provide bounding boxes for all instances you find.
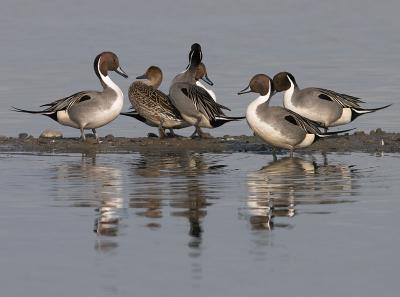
[136,74,147,80]
[238,85,251,95]
[116,66,128,78]
[201,75,214,86]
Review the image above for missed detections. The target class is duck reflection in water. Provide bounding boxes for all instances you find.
[245,154,358,230]
[51,153,127,253]
[129,151,223,253]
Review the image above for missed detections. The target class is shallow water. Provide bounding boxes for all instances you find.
[0,0,399,138]
[0,151,399,296]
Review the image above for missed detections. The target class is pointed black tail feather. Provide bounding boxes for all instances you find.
[11,106,48,114]
[11,106,58,121]
[120,111,147,124]
[317,127,356,138]
[354,104,392,114]
[211,115,246,127]
[351,104,392,121]
[120,111,139,117]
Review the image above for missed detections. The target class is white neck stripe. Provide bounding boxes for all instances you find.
[97,57,123,97]
[287,75,295,88]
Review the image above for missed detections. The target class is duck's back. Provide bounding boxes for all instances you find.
[129,81,184,127]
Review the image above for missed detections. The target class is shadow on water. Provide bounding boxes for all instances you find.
[242,154,360,231]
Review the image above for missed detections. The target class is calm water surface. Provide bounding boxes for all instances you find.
[0,151,399,297]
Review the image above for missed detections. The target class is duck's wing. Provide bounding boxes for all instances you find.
[41,91,97,111]
[181,85,230,120]
[284,109,323,135]
[315,88,365,108]
[12,91,97,115]
[130,82,183,121]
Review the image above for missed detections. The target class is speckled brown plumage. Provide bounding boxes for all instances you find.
[128,81,187,129]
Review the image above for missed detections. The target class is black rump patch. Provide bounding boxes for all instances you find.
[181,88,189,96]
[285,115,298,126]
[318,94,332,101]
[45,112,58,122]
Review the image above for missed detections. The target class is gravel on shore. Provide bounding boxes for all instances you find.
[0,129,398,154]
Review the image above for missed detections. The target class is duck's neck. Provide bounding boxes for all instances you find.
[97,62,123,98]
[283,76,299,108]
[247,89,271,120]
[171,66,196,85]
[196,81,216,101]
[252,92,271,107]
[252,81,272,107]
[141,79,161,90]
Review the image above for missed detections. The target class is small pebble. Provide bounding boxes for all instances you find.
[40,129,63,139]
[104,134,115,141]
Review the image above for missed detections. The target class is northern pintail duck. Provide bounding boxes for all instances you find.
[121,65,189,137]
[169,43,244,138]
[273,72,391,130]
[121,63,216,137]
[238,74,351,156]
[12,52,128,141]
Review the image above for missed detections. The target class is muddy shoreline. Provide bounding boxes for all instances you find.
[0,129,399,154]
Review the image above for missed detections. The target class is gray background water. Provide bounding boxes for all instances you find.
[0,0,398,137]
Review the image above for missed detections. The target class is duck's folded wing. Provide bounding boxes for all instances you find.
[315,88,365,108]
[284,109,323,135]
[181,85,230,120]
[40,91,95,112]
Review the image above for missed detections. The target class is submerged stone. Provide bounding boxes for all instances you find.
[18,133,29,139]
[40,129,63,139]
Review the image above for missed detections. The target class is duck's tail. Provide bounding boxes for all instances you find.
[316,127,355,138]
[11,106,59,121]
[120,110,148,124]
[351,104,392,120]
[11,106,50,115]
[211,115,246,128]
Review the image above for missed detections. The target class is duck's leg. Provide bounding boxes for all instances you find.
[289,149,293,158]
[191,117,212,139]
[80,127,86,142]
[190,128,199,138]
[272,149,278,161]
[158,121,167,138]
[168,129,176,137]
[92,128,100,143]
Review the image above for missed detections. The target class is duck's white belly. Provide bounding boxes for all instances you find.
[84,97,124,129]
[246,102,290,149]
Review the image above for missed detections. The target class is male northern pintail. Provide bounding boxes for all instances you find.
[169,43,244,138]
[273,72,391,130]
[12,52,128,141]
[121,65,188,137]
[238,74,352,157]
